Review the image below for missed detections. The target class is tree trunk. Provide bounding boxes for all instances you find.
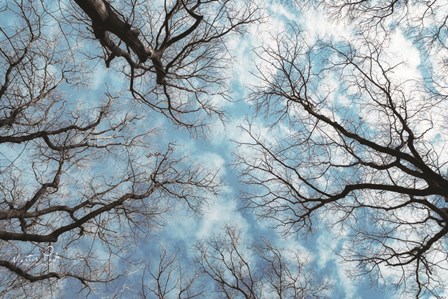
[73,0,150,62]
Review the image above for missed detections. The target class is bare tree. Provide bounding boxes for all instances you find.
[139,246,208,299]
[306,0,448,51]
[0,1,218,296]
[236,17,448,299]
[69,0,262,131]
[195,226,331,299]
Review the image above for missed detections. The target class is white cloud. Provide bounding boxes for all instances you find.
[316,231,359,299]
[194,151,226,174]
[299,6,353,42]
[386,30,421,82]
[196,197,248,239]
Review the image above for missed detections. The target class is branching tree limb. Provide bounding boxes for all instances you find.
[195,226,331,299]
[70,0,262,131]
[236,19,448,297]
[0,1,219,296]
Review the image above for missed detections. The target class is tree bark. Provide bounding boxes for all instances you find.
[73,0,150,62]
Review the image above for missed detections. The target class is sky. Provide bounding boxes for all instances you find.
[1,0,446,298]
[94,2,398,298]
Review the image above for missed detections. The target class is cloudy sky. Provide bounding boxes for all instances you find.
[1,0,447,298]
[103,2,406,298]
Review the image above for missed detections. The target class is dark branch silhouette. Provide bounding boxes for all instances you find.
[237,14,448,298]
[70,0,261,131]
[72,0,204,85]
[0,1,219,296]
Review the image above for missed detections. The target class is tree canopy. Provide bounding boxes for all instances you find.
[1,0,447,298]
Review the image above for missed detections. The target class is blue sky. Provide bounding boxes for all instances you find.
[77,3,398,295]
[1,0,447,298]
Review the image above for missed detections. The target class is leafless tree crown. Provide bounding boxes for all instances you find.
[236,2,448,297]
[70,0,262,132]
[0,0,219,296]
[194,226,331,299]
